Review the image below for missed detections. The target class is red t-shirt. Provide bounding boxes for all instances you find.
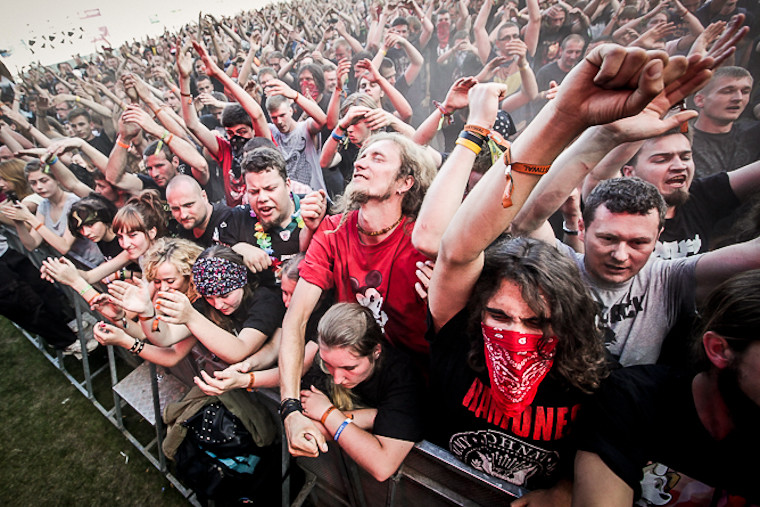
[299,211,430,355]
[213,136,245,207]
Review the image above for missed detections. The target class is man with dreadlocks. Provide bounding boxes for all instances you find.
[279,132,436,457]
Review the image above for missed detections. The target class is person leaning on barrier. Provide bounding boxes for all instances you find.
[573,269,760,505]
[426,42,724,506]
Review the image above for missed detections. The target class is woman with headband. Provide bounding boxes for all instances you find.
[104,245,285,373]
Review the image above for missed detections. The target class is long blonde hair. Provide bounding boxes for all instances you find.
[317,303,384,411]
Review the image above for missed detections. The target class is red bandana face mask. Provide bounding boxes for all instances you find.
[437,21,450,48]
[481,323,557,418]
[300,80,319,102]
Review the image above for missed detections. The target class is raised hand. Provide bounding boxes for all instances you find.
[442,76,478,112]
[108,278,153,315]
[300,189,328,232]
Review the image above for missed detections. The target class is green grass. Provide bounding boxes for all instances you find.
[0,317,190,506]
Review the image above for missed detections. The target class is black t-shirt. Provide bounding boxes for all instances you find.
[692,121,760,179]
[87,132,114,156]
[217,203,304,286]
[97,236,123,260]
[425,309,590,490]
[189,285,286,375]
[176,202,233,249]
[656,172,740,259]
[301,341,424,442]
[574,365,759,503]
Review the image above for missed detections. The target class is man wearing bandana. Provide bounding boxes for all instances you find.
[177,41,272,207]
[416,45,721,501]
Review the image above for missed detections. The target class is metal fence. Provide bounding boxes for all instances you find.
[1,224,524,507]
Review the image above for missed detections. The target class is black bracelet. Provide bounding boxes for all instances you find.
[458,130,487,147]
[279,398,303,422]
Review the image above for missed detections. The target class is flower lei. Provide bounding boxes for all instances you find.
[250,193,305,271]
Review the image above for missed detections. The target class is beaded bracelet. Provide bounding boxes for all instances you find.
[333,418,353,442]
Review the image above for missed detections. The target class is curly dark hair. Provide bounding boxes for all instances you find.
[583,177,667,229]
[467,236,609,393]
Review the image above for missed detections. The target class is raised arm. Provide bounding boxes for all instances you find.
[430,44,696,331]
[193,41,270,138]
[45,139,99,197]
[266,79,327,135]
[355,59,413,122]
[121,105,210,185]
[473,0,494,64]
[412,79,490,260]
[524,0,542,57]
[104,112,145,194]
[176,43,222,158]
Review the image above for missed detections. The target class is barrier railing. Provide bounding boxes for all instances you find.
[2,224,526,506]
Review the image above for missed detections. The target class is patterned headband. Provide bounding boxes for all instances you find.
[192,257,248,296]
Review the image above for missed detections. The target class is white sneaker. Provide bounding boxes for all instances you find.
[63,339,82,356]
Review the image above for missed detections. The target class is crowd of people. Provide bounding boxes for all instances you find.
[1,0,759,504]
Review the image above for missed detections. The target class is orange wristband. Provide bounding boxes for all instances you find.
[246,372,256,392]
[116,138,130,150]
[320,405,337,425]
[464,124,491,138]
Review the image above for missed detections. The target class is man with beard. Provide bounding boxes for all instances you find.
[573,269,760,505]
[218,147,327,286]
[583,130,760,260]
[177,41,270,207]
[279,132,436,457]
[166,175,232,249]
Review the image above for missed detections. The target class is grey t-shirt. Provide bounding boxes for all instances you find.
[556,241,699,366]
[38,193,104,267]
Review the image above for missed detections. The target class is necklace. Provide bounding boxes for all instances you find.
[250,193,305,256]
[357,215,404,236]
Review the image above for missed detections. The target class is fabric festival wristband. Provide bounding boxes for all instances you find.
[246,372,256,392]
[333,418,353,442]
[455,137,482,155]
[331,130,345,142]
[78,284,94,296]
[463,124,491,138]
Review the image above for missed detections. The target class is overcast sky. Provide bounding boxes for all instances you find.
[0,0,273,76]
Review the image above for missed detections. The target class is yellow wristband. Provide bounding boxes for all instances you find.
[455,137,482,155]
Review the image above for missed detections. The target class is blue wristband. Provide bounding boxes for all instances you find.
[333,417,353,442]
[331,130,345,142]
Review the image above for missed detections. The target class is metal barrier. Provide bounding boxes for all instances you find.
[2,224,527,507]
[1,225,200,506]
